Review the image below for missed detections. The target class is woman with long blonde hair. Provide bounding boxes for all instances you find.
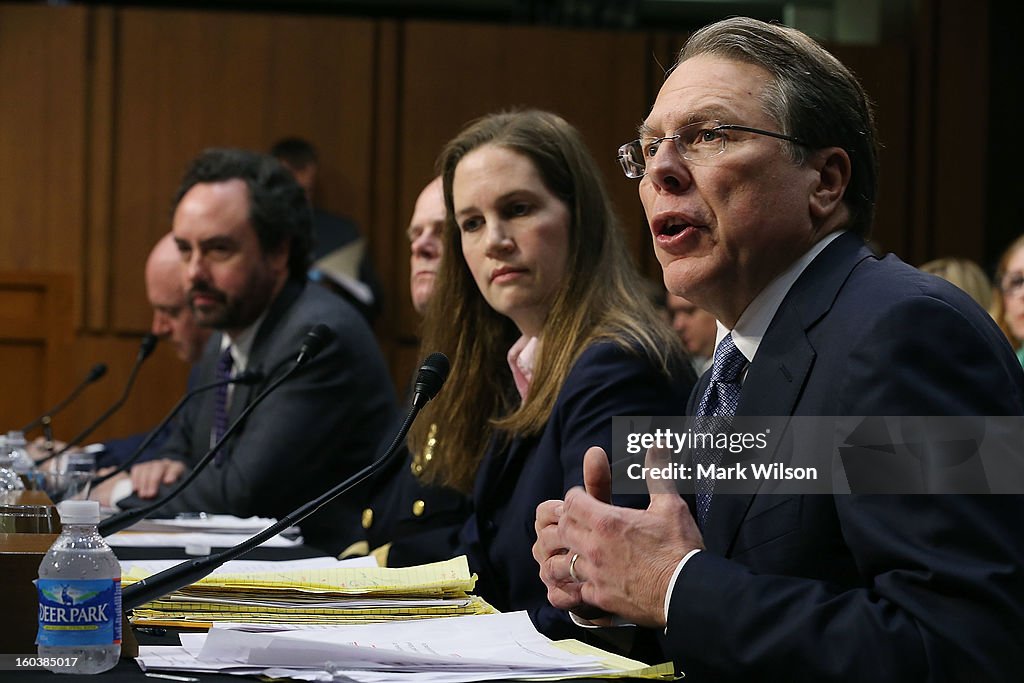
[991,235,1024,367]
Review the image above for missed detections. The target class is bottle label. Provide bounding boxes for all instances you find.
[36,578,122,647]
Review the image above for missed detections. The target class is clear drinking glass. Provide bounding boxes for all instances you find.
[41,451,97,503]
[0,504,61,533]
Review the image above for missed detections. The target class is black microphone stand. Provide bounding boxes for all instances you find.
[22,363,108,434]
[98,361,302,537]
[99,324,336,536]
[90,370,263,487]
[37,335,158,467]
[122,385,430,611]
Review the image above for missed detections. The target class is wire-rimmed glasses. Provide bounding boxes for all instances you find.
[1000,272,1024,298]
[617,120,809,179]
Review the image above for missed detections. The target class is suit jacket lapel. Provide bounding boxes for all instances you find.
[702,304,815,553]
[702,232,874,555]
[221,280,305,454]
[188,335,222,463]
[233,281,306,417]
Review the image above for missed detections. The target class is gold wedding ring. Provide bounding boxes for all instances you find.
[568,552,581,582]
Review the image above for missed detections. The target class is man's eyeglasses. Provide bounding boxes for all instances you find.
[616,120,808,179]
[1000,272,1024,297]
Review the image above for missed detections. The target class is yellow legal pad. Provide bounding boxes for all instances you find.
[550,641,678,680]
[125,556,497,628]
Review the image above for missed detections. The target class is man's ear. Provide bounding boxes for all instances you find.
[809,147,851,221]
[267,240,291,275]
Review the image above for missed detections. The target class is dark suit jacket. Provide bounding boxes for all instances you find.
[310,209,383,322]
[99,366,200,468]
[140,280,399,554]
[461,341,695,639]
[665,232,1024,681]
[361,439,472,568]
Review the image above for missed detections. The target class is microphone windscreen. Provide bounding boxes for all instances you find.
[297,324,336,364]
[414,352,450,403]
[87,363,108,383]
[139,333,159,360]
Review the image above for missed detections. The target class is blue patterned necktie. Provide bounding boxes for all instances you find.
[211,347,234,457]
[693,333,747,528]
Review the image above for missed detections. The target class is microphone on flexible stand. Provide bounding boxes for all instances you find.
[121,351,450,611]
[89,369,265,487]
[98,324,338,537]
[296,323,336,366]
[22,363,108,434]
[36,335,159,467]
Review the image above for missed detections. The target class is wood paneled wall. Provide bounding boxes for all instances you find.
[107,9,379,332]
[0,2,989,442]
[0,7,88,315]
[0,273,73,431]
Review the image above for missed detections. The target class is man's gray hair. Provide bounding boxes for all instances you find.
[678,17,878,236]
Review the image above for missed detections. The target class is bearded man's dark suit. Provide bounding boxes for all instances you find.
[132,280,398,554]
[665,232,1024,682]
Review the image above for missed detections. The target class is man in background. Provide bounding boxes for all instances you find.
[40,233,213,479]
[123,148,398,553]
[96,233,213,468]
[145,232,211,365]
[665,292,716,375]
[408,176,444,315]
[360,176,471,566]
[271,137,382,321]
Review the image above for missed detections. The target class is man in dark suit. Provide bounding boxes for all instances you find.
[533,17,1024,681]
[270,137,383,321]
[124,149,398,553]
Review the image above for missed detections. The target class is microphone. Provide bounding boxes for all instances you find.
[22,363,108,433]
[99,326,336,537]
[37,334,159,466]
[90,369,264,487]
[138,333,159,362]
[296,323,336,366]
[121,352,450,610]
[413,352,450,408]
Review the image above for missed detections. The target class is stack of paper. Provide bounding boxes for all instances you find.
[125,556,496,628]
[121,514,299,535]
[135,611,676,682]
[107,514,302,549]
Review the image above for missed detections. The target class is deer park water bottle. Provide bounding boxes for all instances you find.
[36,500,121,674]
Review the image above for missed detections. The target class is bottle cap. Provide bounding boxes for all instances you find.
[58,500,101,524]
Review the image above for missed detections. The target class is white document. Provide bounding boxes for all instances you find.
[124,514,282,533]
[121,555,376,576]
[137,612,617,681]
[200,611,597,670]
[106,531,301,548]
[137,645,264,675]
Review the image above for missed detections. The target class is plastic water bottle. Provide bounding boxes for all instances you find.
[6,430,43,492]
[36,500,121,674]
[6,430,36,476]
[0,433,26,496]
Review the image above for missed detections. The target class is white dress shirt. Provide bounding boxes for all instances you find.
[662,231,844,625]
